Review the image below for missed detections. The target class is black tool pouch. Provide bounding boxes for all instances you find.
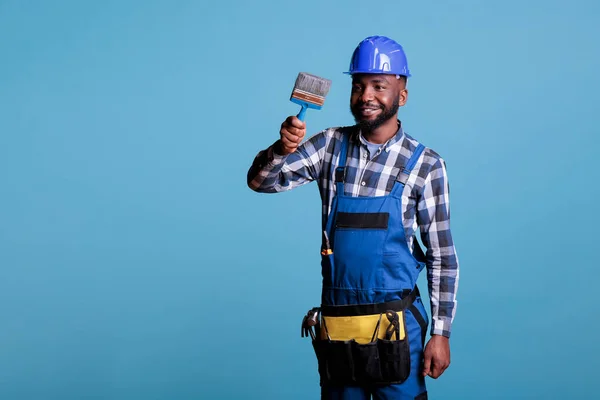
[307,311,411,386]
[311,337,410,386]
[377,337,410,383]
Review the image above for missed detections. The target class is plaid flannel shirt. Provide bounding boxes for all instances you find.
[247,123,459,338]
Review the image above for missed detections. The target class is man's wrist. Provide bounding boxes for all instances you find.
[272,140,285,156]
[267,140,288,162]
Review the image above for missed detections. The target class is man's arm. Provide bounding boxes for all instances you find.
[417,154,460,378]
[247,116,328,193]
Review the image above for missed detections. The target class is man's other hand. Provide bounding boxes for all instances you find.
[422,335,450,379]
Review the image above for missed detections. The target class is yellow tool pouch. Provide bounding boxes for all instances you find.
[301,289,419,387]
[320,311,406,343]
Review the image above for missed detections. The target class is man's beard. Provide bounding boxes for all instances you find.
[351,97,400,133]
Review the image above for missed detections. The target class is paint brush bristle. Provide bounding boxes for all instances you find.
[294,72,332,97]
[291,72,332,107]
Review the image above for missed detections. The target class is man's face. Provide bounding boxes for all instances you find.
[350,74,407,132]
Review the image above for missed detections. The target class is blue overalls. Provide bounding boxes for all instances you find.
[305,133,430,400]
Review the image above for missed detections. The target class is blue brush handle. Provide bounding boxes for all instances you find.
[297,104,308,121]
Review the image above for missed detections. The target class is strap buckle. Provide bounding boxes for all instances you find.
[335,166,345,183]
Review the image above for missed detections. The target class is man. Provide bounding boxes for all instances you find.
[247,36,459,400]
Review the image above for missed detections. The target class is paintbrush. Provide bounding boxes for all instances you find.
[290,72,332,121]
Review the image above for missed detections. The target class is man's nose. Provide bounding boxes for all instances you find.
[359,87,375,103]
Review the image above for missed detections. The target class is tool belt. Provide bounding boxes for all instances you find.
[301,288,420,386]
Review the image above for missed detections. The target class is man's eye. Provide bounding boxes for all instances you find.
[375,85,384,90]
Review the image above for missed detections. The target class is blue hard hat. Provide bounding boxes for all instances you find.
[345,36,411,77]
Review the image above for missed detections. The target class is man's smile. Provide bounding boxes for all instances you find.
[357,105,382,118]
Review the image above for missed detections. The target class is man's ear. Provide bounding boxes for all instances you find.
[399,88,408,107]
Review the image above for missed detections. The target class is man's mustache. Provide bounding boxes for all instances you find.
[352,102,384,110]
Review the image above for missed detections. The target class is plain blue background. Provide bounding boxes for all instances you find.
[1,1,599,399]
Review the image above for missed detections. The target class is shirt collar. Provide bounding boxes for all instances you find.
[355,120,405,151]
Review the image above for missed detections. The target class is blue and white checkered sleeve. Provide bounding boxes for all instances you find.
[417,156,460,338]
[247,131,328,193]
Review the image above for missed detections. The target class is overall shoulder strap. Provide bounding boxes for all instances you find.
[323,131,351,251]
[396,143,425,185]
[335,131,350,185]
